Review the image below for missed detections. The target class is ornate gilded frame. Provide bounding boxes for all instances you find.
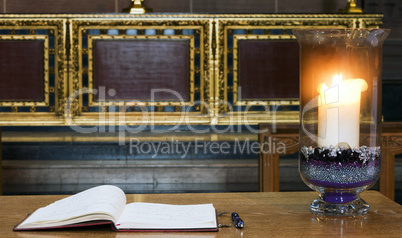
[0,34,49,107]
[231,34,299,107]
[0,14,383,126]
[69,16,213,125]
[214,14,382,125]
[86,34,196,107]
[0,17,67,125]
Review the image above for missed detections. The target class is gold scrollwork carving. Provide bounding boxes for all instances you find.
[69,17,211,122]
[156,106,164,112]
[0,14,383,125]
[215,16,371,115]
[174,106,182,112]
[0,18,68,119]
[360,19,383,28]
[85,34,197,108]
[101,106,108,112]
[0,34,51,108]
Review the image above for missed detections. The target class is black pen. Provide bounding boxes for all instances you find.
[231,212,244,228]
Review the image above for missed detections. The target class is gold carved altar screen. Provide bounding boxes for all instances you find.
[0,14,383,126]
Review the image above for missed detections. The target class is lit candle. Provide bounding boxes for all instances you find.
[317,74,368,148]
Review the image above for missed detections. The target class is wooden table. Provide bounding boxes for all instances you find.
[1,191,401,237]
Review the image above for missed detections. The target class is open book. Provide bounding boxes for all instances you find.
[14,185,218,232]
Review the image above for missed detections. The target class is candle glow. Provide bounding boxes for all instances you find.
[317,74,368,148]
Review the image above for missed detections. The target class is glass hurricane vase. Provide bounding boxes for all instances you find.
[293,28,390,216]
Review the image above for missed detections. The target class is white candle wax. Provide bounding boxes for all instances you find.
[318,75,368,148]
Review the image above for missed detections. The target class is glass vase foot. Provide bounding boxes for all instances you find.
[310,195,369,216]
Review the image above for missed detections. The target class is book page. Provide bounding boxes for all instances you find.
[115,203,217,230]
[18,185,126,228]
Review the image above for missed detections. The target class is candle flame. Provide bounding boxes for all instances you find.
[318,74,368,102]
[332,74,343,85]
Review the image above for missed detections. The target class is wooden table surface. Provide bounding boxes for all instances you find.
[1,191,401,237]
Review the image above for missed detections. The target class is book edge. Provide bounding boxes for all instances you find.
[112,209,219,232]
[13,218,114,231]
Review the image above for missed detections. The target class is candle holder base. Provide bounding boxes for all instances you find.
[310,195,369,216]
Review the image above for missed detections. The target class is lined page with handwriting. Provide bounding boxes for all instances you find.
[116,203,217,230]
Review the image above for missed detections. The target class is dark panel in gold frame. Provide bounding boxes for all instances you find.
[238,40,299,100]
[0,40,44,101]
[93,40,190,101]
